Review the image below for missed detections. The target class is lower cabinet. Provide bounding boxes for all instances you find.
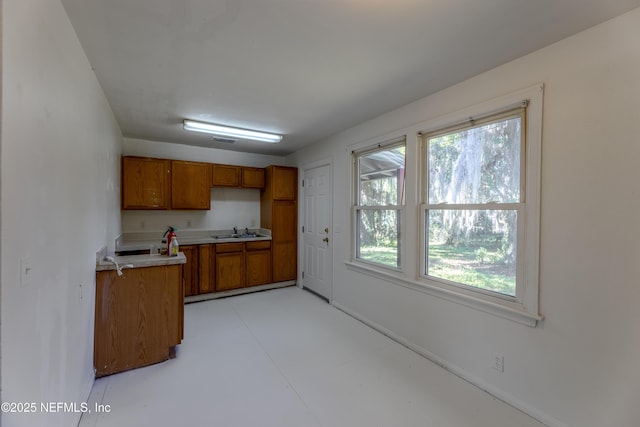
[198,244,215,293]
[246,241,272,286]
[183,244,215,296]
[272,241,296,282]
[184,240,275,296]
[215,243,245,292]
[94,264,183,377]
[181,245,199,297]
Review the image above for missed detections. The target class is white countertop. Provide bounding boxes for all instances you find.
[96,252,187,272]
[116,228,272,252]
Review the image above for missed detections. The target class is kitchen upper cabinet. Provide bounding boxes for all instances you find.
[121,156,170,209]
[241,167,266,189]
[171,161,211,210]
[261,166,298,282]
[271,166,297,200]
[215,243,245,292]
[212,164,241,187]
[212,164,266,189]
[246,241,272,286]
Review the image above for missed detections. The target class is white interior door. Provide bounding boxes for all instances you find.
[302,164,332,300]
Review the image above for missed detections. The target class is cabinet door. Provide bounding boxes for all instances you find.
[171,161,211,209]
[122,157,170,209]
[94,265,183,377]
[198,244,215,294]
[241,167,265,189]
[272,166,297,200]
[181,246,199,297]
[212,164,241,187]
[272,201,297,282]
[215,251,245,291]
[272,201,297,242]
[246,247,272,286]
[272,242,296,282]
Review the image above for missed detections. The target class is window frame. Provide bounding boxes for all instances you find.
[421,107,526,301]
[417,89,542,322]
[352,138,406,272]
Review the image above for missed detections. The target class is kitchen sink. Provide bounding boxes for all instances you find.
[212,233,265,239]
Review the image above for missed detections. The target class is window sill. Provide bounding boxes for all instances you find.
[345,261,543,327]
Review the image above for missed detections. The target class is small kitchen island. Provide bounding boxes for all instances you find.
[94,253,186,377]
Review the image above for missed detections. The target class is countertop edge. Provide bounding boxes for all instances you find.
[96,252,187,272]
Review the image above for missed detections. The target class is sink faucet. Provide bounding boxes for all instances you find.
[233,226,238,234]
[245,227,249,235]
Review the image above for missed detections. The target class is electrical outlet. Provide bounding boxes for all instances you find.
[493,354,505,372]
[20,256,33,288]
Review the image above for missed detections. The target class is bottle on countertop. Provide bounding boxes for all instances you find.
[169,236,179,257]
[163,226,178,255]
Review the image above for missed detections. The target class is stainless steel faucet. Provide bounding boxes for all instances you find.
[233,226,238,234]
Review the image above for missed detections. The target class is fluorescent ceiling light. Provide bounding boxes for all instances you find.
[183,119,282,143]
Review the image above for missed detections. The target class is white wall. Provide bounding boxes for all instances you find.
[121,137,287,233]
[0,0,122,426]
[122,188,263,233]
[289,8,640,427]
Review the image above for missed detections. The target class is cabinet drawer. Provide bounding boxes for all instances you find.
[215,242,244,253]
[246,241,271,251]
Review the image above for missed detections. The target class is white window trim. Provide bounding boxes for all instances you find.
[345,84,544,327]
[415,84,543,325]
[352,138,406,273]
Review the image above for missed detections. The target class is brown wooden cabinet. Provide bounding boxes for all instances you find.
[198,244,215,294]
[261,166,298,282]
[183,244,217,297]
[246,241,272,286]
[171,160,211,209]
[212,164,266,189]
[122,157,267,210]
[121,156,170,209]
[241,167,266,189]
[215,243,245,291]
[94,264,183,377]
[181,245,199,297]
[212,164,241,187]
[271,202,297,282]
[271,166,297,200]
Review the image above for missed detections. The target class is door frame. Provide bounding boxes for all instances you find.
[298,157,334,302]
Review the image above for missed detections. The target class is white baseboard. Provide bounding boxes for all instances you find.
[331,301,569,427]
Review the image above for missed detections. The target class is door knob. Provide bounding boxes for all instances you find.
[324,227,329,234]
[323,237,329,243]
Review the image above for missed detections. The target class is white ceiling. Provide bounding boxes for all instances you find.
[61,0,640,155]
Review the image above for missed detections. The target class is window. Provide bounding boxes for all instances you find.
[346,86,542,325]
[421,103,538,312]
[353,140,405,270]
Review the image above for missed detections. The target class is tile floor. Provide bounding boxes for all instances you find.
[79,286,544,427]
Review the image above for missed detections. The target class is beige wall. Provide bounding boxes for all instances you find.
[289,8,640,427]
[1,0,122,425]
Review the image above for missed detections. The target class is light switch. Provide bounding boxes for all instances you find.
[20,256,33,288]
